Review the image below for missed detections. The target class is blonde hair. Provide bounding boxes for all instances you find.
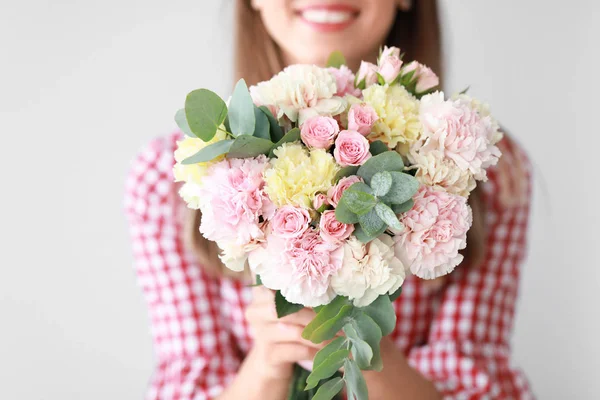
[186,0,487,277]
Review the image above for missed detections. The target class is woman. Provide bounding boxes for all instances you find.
[125,0,534,398]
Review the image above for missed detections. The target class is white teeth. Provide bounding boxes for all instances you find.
[301,9,353,24]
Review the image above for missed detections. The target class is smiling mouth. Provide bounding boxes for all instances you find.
[295,5,359,32]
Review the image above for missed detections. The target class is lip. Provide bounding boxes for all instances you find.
[295,3,359,33]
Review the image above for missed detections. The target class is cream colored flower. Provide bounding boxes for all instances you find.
[362,84,421,152]
[410,150,476,197]
[331,235,405,307]
[264,142,339,208]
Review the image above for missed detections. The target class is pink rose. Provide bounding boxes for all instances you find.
[327,175,362,207]
[271,205,311,239]
[329,65,362,97]
[334,130,372,167]
[379,46,401,60]
[356,61,378,87]
[313,193,330,211]
[300,115,340,149]
[401,61,439,94]
[394,186,473,280]
[347,104,378,136]
[378,55,403,84]
[319,210,354,243]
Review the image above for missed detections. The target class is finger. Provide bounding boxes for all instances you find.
[251,285,275,302]
[268,343,320,366]
[244,302,277,324]
[279,307,318,326]
[268,322,326,349]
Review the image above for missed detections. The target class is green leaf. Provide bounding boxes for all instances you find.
[313,337,347,367]
[391,199,414,214]
[353,223,387,244]
[259,106,284,142]
[357,151,405,184]
[326,51,346,68]
[343,324,373,369]
[308,305,354,343]
[185,89,228,141]
[181,139,234,165]
[253,106,271,140]
[389,286,402,302]
[369,140,389,156]
[226,135,273,159]
[376,72,386,86]
[275,291,304,318]
[334,200,359,224]
[371,171,393,197]
[174,108,194,137]
[347,313,383,371]
[269,128,301,157]
[374,202,404,231]
[357,208,385,237]
[303,297,350,341]
[342,190,377,216]
[459,85,470,95]
[312,377,344,400]
[360,295,396,336]
[378,171,420,205]
[334,166,359,182]
[344,358,369,400]
[229,79,255,137]
[305,349,349,390]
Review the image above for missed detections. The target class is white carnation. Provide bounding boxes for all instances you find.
[250,65,345,125]
[331,236,406,307]
[410,150,476,197]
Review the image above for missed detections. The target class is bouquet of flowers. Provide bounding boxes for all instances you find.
[173,47,502,400]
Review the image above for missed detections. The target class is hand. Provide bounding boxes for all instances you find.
[244,286,323,380]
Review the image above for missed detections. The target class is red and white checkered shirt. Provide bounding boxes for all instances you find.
[125,131,534,400]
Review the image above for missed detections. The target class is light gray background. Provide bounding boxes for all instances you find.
[1,1,598,399]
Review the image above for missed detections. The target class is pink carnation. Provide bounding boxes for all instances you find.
[300,115,339,149]
[334,130,372,167]
[271,205,311,239]
[198,155,274,246]
[329,65,362,97]
[347,104,378,136]
[415,92,501,181]
[327,175,362,207]
[394,186,473,279]
[248,228,344,307]
[319,210,354,243]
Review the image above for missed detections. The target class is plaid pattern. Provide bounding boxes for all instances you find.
[125,132,534,400]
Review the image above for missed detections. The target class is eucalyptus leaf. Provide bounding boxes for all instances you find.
[181,139,234,165]
[259,106,284,142]
[343,359,369,400]
[357,208,385,237]
[305,349,349,390]
[229,79,255,137]
[226,135,273,159]
[312,377,344,400]
[360,295,396,336]
[391,199,414,214]
[342,189,377,216]
[334,200,359,224]
[313,337,348,368]
[174,108,194,137]
[357,151,404,184]
[343,324,373,369]
[326,51,346,68]
[302,297,350,341]
[353,223,387,244]
[269,128,301,157]
[275,291,304,318]
[334,166,359,182]
[185,89,228,141]
[307,305,354,343]
[253,106,271,140]
[369,140,389,156]
[374,202,404,231]
[378,171,419,205]
[347,313,383,371]
[371,171,393,197]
